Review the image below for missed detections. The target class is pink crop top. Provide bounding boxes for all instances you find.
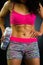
[10,10,36,25]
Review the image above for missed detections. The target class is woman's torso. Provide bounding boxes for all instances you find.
[10,3,36,38]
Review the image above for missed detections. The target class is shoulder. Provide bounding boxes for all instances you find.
[3,1,14,11]
[3,1,11,7]
[5,1,15,12]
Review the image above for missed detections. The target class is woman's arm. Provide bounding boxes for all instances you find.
[0,1,10,17]
[0,17,5,34]
[39,22,43,35]
[0,1,11,34]
[39,3,43,19]
[30,23,43,38]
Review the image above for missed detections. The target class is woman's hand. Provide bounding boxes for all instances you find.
[1,35,5,42]
[30,30,42,38]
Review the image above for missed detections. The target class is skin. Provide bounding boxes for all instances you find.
[39,3,43,19]
[0,1,43,65]
[0,17,5,34]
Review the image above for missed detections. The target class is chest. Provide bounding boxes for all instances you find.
[10,11,36,25]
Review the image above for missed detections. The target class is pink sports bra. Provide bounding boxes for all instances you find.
[10,10,36,25]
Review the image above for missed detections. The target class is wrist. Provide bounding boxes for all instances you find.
[37,31,43,36]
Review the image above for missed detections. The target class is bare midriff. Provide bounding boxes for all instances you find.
[11,24,34,38]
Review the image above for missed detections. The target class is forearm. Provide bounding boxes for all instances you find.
[32,25,43,37]
[40,22,43,35]
[0,17,5,34]
[35,22,43,36]
[0,25,5,34]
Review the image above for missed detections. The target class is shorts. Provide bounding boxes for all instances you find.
[7,41,40,59]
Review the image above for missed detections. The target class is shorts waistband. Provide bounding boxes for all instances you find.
[10,36,38,43]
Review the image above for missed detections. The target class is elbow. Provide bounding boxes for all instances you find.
[0,12,4,21]
[0,17,4,22]
[0,11,4,18]
[0,15,4,25]
[0,13,1,18]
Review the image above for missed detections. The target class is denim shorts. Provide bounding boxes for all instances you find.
[7,41,40,59]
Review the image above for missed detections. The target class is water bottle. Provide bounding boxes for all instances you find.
[1,27,12,50]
